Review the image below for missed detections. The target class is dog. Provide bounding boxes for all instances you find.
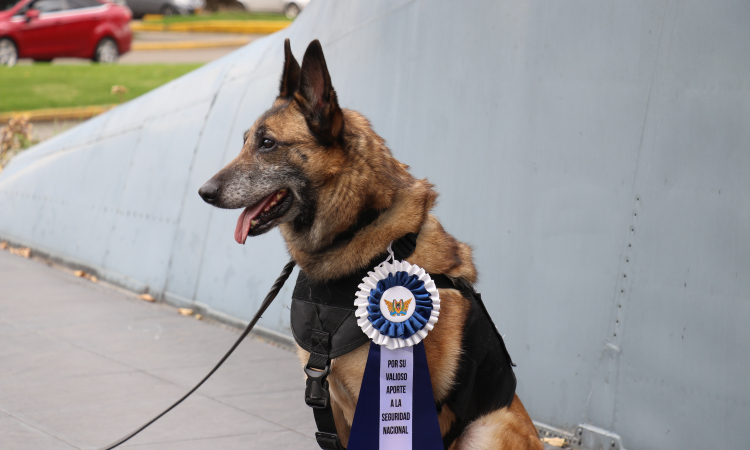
[199,39,543,450]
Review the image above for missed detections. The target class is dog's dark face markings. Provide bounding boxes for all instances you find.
[198,39,345,244]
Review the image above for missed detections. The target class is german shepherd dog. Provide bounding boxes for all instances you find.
[199,39,543,450]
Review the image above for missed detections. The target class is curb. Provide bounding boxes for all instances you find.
[0,105,115,124]
[130,20,290,34]
[131,38,251,51]
[0,235,297,351]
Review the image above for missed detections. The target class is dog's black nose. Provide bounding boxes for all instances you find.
[199,180,219,203]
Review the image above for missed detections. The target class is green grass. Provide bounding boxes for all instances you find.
[150,11,292,23]
[0,63,202,112]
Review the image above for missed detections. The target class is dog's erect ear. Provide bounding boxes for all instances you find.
[295,40,344,143]
[279,39,300,98]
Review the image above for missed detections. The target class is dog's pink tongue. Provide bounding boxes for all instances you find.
[234,208,253,245]
[234,192,277,244]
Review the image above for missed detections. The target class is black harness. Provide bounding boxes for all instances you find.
[291,233,517,450]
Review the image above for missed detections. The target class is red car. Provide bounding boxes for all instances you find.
[0,0,131,66]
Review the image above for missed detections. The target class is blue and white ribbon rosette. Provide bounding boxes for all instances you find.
[347,253,444,450]
[354,260,440,349]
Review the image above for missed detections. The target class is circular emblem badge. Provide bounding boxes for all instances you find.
[354,260,440,349]
[380,286,417,323]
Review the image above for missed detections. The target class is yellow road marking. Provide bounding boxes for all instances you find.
[130,20,290,34]
[132,39,250,50]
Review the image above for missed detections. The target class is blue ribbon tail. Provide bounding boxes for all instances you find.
[412,341,444,449]
[348,342,443,449]
[347,342,380,450]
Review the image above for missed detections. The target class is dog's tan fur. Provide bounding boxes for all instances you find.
[201,39,542,450]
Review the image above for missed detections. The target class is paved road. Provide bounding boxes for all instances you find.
[130,31,255,43]
[119,31,258,64]
[118,47,240,64]
[0,248,316,450]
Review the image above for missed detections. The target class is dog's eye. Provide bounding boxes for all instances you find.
[259,138,276,151]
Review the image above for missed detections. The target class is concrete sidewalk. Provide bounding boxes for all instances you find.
[0,249,316,449]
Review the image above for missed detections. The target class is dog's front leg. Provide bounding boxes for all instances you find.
[327,376,353,447]
[451,395,543,450]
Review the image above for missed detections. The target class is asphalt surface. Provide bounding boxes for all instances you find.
[0,248,316,450]
[119,31,257,64]
[130,31,254,43]
[119,47,240,64]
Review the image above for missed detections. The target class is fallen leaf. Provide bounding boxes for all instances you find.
[178,308,194,316]
[110,84,129,94]
[138,293,155,302]
[73,270,98,282]
[541,437,567,447]
[194,314,202,320]
[0,241,7,250]
[9,247,30,258]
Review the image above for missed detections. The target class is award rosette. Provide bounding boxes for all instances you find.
[347,256,444,450]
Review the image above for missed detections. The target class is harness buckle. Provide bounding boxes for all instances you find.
[314,431,345,450]
[304,363,331,409]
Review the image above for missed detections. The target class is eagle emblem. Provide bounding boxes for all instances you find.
[384,298,412,317]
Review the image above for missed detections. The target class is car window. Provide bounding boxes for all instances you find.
[0,0,26,11]
[29,0,67,11]
[67,0,100,8]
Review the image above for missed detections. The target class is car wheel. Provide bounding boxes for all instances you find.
[160,4,177,15]
[284,2,300,19]
[93,38,119,64]
[0,38,18,67]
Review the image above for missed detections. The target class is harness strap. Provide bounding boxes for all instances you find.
[391,232,418,260]
[305,302,350,370]
[304,302,350,450]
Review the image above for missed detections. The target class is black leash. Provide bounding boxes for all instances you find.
[99,259,297,450]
